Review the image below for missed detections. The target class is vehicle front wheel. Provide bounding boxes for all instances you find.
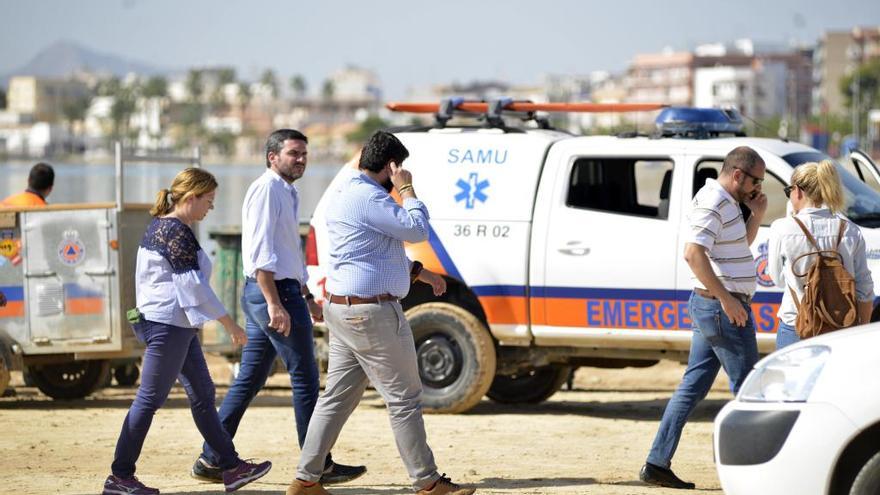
[28,360,110,399]
[851,450,880,495]
[487,365,572,404]
[113,363,140,386]
[406,303,496,414]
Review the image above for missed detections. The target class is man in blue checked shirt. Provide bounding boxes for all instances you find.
[287,131,475,495]
[191,129,365,486]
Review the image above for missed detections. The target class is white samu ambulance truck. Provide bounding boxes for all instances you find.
[305,100,880,414]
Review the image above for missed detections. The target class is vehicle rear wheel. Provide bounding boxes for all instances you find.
[487,365,572,404]
[406,303,496,414]
[28,360,110,399]
[113,363,140,386]
[0,352,10,396]
[851,450,880,495]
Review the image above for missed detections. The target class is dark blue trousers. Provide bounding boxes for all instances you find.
[111,320,238,478]
[202,279,326,466]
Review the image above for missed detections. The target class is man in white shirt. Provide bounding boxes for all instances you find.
[641,146,768,489]
[193,129,365,485]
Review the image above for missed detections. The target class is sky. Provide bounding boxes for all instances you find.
[2,0,880,98]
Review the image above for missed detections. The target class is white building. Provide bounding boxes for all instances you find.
[328,66,382,102]
[694,60,786,119]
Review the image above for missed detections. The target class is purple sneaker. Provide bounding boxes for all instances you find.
[222,459,272,492]
[103,474,160,495]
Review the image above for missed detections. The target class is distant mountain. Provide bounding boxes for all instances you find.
[1,40,165,85]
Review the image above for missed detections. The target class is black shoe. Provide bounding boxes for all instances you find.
[639,463,695,489]
[319,461,367,485]
[191,456,223,483]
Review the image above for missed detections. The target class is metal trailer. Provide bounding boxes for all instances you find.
[0,144,200,398]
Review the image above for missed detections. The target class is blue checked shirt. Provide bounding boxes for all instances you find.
[324,172,430,298]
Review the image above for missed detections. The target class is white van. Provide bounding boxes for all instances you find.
[305,101,880,413]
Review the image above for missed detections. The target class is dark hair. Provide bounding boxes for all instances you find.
[28,162,54,192]
[265,129,308,167]
[721,146,764,175]
[358,130,409,173]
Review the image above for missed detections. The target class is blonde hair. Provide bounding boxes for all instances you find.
[790,160,845,213]
[150,167,218,217]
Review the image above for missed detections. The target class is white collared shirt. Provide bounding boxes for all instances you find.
[241,168,307,282]
[767,207,874,325]
[686,178,757,295]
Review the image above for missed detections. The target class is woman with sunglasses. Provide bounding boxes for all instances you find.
[766,160,874,349]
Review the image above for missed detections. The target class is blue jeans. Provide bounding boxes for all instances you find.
[202,279,324,466]
[646,292,759,469]
[775,321,800,349]
[112,320,238,478]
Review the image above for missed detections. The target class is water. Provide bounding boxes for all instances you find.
[0,160,343,256]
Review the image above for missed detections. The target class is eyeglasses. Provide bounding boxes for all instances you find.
[735,167,764,186]
[784,185,795,198]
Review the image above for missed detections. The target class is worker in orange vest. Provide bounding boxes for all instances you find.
[1,162,55,207]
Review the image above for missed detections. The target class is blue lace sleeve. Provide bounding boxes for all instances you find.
[140,217,202,274]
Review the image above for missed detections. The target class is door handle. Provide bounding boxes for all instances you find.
[558,241,590,256]
[85,269,115,276]
[26,270,57,278]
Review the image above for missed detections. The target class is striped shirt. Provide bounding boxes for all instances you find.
[686,178,757,295]
[324,172,430,298]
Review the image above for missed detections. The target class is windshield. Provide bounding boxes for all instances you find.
[783,151,880,228]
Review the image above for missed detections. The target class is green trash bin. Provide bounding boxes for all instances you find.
[205,226,245,352]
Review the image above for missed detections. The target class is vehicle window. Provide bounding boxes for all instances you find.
[852,158,880,193]
[567,157,674,219]
[783,151,880,228]
[696,160,788,226]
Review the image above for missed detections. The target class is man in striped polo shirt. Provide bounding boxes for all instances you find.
[640,146,767,489]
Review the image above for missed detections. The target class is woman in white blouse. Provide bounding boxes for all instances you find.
[767,160,874,350]
[103,168,271,495]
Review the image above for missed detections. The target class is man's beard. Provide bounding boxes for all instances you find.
[382,178,393,192]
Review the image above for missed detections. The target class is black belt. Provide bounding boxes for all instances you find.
[694,288,752,304]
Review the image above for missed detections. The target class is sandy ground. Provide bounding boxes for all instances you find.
[0,358,733,495]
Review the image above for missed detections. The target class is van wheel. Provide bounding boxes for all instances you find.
[28,360,110,399]
[113,363,140,387]
[487,365,572,404]
[0,352,10,396]
[406,303,496,414]
[851,451,880,495]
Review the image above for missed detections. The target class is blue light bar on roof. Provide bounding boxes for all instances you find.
[655,107,745,138]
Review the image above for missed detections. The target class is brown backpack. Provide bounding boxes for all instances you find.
[788,217,858,339]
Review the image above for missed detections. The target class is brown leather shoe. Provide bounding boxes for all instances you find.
[286,479,332,495]
[416,474,475,495]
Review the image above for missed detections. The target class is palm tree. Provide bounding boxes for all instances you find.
[186,69,204,102]
[141,76,168,98]
[260,69,278,99]
[289,75,307,100]
[322,80,335,101]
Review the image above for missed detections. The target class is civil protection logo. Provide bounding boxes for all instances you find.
[755,241,773,287]
[58,230,86,266]
[454,172,489,209]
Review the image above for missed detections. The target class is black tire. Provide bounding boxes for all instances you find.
[113,363,140,387]
[487,365,573,404]
[851,451,880,495]
[28,360,110,400]
[0,351,10,395]
[406,303,496,414]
